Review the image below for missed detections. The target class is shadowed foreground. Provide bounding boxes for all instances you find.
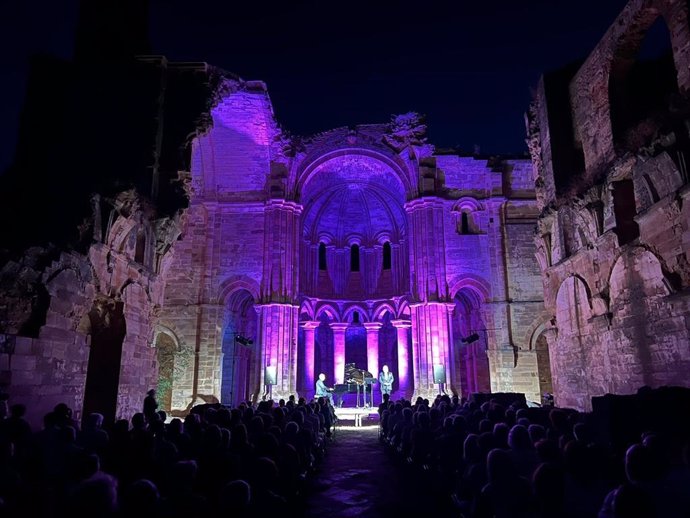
[304,424,449,518]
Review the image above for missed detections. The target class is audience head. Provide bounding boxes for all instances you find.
[122,479,159,515]
[533,462,565,513]
[486,448,516,485]
[219,480,251,514]
[508,424,531,451]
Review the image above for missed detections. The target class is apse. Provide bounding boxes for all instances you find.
[300,153,408,300]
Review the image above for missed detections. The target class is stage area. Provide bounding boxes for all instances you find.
[333,407,379,428]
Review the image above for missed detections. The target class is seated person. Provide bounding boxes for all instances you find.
[315,373,334,405]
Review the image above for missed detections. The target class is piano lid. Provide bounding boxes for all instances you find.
[344,363,373,384]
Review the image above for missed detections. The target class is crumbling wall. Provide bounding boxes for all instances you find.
[530,0,690,411]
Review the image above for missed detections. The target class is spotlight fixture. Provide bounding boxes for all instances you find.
[235,334,253,346]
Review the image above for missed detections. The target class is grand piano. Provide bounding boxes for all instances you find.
[332,363,376,408]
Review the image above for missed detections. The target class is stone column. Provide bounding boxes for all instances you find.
[256,303,299,401]
[257,199,302,401]
[363,322,383,377]
[410,302,454,400]
[301,321,320,396]
[391,319,412,397]
[330,322,349,384]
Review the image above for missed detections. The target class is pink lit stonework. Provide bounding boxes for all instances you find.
[158,86,548,407]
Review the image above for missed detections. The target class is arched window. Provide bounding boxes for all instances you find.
[318,242,327,271]
[461,212,470,234]
[609,17,677,151]
[382,242,392,270]
[353,311,360,324]
[350,244,360,272]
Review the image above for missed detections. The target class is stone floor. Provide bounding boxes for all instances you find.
[302,420,451,518]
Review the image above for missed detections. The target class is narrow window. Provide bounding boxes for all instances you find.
[318,242,327,270]
[350,244,360,272]
[135,231,146,264]
[383,242,392,270]
[353,311,360,324]
[612,180,640,246]
[461,212,470,234]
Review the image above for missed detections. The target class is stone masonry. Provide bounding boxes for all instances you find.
[527,0,690,410]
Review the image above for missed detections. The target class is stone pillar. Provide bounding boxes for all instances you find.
[256,303,299,401]
[301,320,320,396]
[363,322,383,377]
[410,302,454,399]
[330,322,349,384]
[405,197,453,399]
[391,319,412,398]
[257,199,302,401]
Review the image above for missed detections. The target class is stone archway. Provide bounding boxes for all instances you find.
[154,332,177,412]
[452,287,490,396]
[82,297,126,425]
[220,289,257,406]
[534,333,553,401]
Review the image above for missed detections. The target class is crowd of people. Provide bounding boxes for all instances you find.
[2,386,689,518]
[0,392,336,517]
[378,392,690,518]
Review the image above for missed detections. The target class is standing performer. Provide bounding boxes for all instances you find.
[378,364,394,400]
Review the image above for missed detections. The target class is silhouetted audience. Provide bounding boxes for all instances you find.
[379,393,690,518]
[0,394,331,517]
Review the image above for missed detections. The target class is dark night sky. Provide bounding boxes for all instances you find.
[1,0,641,173]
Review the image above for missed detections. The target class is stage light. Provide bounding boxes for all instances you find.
[235,334,253,346]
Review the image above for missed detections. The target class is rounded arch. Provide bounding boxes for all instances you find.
[44,264,87,288]
[301,182,407,246]
[217,276,260,306]
[573,0,690,169]
[606,244,679,299]
[448,275,491,302]
[345,234,365,247]
[294,148,412,198]
[555,275,594,336]
[609,246,675,306]
[153,324,183,351]
[315,231,336,245]
[526,317,555,351]
[342,304,370,324]
[118,278,153,304]
[373,230,394,245]
[451,197,485,213]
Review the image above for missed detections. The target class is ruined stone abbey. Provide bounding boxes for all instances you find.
[1,0,689,425]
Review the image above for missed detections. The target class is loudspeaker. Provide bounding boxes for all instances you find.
[264,366,277,386]
[433,364,446,384]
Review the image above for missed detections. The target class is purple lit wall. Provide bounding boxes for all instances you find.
[159,83,547,408]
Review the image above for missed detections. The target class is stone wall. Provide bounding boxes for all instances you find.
[529,0,690,410]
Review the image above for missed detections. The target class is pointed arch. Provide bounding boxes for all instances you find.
[343,304,369,324]
[314,303,340,321]
[373,302,396,322]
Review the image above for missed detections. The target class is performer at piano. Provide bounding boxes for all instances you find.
[378,364,394,399]
[315,372,334,405]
